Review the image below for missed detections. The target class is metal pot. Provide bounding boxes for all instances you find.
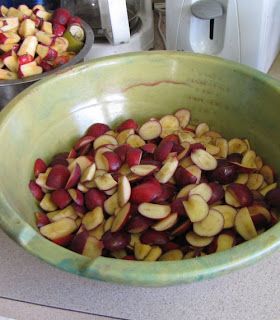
[0,21,94,110]
[61,0,141,39]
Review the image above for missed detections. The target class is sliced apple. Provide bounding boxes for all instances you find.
[40,217,77,240]
[195,123,209,137]
[235,207,257,240]
[40,193,58,212]
[170,220,192,236]
[116,128,134,145]
[50,189,71,209]
[241,150,257,169]
[185,231,214,247]
[191,148,217,171]
[248,205,271,229]
[174,109,191,128]
[127,214,153,233]
[94,173,117,191]
[29,180,44,201]
[94,146,112,170]
[189,183,212,202]
[47,205,77,222]
[208,232,236,253]
[104,192,119,215]
[35,30,53,46]
[212,204,237,228]
[138,120,162,140]
[260,165,275,184]
[68,156,92,173]
[159,249,183,261]
[82,236,103,259]
[104,216,115,232]
[154,140,173,162]
[193,208,224,237]
[155,156,178,184]
[183,194,209,222]
[126,148,142,167]
[159,114,180,138]
[138,203,171,220]
[82,206,104,231]
[246,173,264,190]
[80,163,96,183]
[126,134,145,148]
[117,175,131,207]
[131,179,162,204]
[152,213,178,231]
[102,231,131,251]
[260,183,277,196]
[130,164,157,176]
[226,183,253,207]
[134,241,152,260]
[84,189,106,210]
[111,203,131,232]
[144,246,162,261]
[228,138,248,154]
[140,229,169,245]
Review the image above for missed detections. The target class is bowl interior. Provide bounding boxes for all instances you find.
[0,52,280,286]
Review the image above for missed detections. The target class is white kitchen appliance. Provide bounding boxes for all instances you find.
[166,0,280,72]
[62,0,154,59]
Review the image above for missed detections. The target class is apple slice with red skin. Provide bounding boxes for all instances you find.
[246,173,264,190]
[208,182,225,204]
[207,231,236,254]
[102,151,121,172]
[138,120,162,140]
[144,246,162,261]
[131,179,162,204]
[140,229,169,245]
[111,203,132,232]
[87,123,110,138]
[65,163,81,189]
[94,146,112,170]
[154,140,173,162]
[52,234,73,247]
[74,135,95,151]
[72,203,87,217]
[29,180,44,201]
[126,148,142,167]
[161,242,180,252]
[171,197,188,216]
[248,205,271,229]
[191,148,217,171]
[84,189,106,210]
[155,156,179,184]
[226,183,253,207]
[51,189,71,209]
[35,212,50,228]
[114,144,131,163]
[80,163,96,183]
[127,214,154,233]
[69,230,89,254]
[52,8,71,25]
[116,128,134,145]
[174,109,191,128]
[116,119,138,132]
[207,160,238,185]
[171,219,192,236]
[235,207,257,240]
[118,175,131,207]
[185,231,214,247]
[82,206,104,231]
[141,143,157,154]
[193,208,224,237]
[174,165,201,187]
[102,231,131,251]
[183,194,209,222]
[130,164,157,176]
[138,203,171,220]
[52,23,65,36]
[176,184,196,198]
[68,188,84,206]
[154,183,177,204]
[68,156,92,174]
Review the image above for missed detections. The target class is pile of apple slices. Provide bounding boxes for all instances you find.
[29,108,280,261]
[0,4,83,79]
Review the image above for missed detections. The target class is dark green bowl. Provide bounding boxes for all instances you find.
[0,52,280,287]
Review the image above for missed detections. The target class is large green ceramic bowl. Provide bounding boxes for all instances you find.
[0,52,280,287]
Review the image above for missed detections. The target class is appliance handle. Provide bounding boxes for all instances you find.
[98,0,131,45]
